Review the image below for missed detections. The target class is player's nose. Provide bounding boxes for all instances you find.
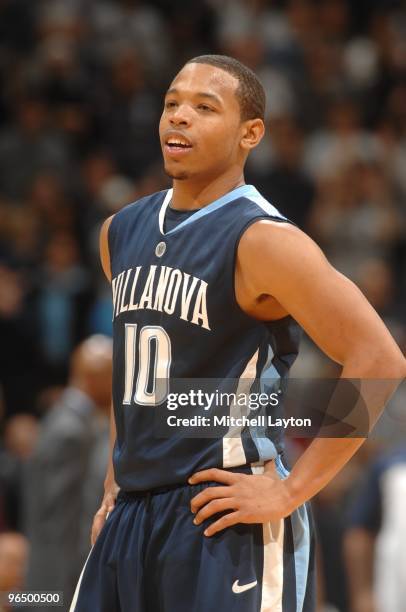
[169,104,192,127]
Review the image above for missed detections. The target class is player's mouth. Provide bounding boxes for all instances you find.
[164,133,193,158]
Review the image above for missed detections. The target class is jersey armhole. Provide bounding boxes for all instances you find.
[231,215,295,321]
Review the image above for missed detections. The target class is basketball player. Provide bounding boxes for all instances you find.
[70,56,405,612]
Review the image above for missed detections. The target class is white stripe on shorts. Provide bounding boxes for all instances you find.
[251,463,284,611]
[69,547,93,612]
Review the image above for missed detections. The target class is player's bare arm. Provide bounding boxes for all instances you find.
[99,215,114,282]
[90,215,120,546]
[190,221,406,536]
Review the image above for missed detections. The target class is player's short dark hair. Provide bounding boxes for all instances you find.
[185,54,266,122]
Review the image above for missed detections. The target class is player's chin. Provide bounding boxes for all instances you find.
[163,162,191,180]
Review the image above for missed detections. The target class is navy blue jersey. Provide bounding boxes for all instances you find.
[108,184,301,491]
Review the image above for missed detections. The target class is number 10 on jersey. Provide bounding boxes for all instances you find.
[123,324,171,406]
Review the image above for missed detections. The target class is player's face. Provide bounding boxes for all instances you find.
[159,63,245,181]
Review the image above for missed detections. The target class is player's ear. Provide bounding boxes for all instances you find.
[240,118,265,151]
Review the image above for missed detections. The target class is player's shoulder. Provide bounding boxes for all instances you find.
[238,213,306,257]
[239,184,288,222]
[243,216,302,239]
[237,190,323,271]
[236,186,302,242]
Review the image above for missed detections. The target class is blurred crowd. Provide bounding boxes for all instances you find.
[0,1,405,611]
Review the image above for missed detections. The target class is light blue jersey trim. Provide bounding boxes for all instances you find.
[245,186,287,220]
[160,184,286,236]
[249,346,279,462]
[160,184,252,236]
[275,456,311,612]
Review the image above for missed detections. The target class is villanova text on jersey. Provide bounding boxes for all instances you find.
[108,184,302,491]
[111,264,210,330]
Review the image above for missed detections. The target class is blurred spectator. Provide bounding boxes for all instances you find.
[0,207,42,268]
[344,445,406,612]
[0,264,41,417]
[4,414,39,461]
[23,335,112,612]
[36,232,93,384]
[304,98,379,179]
[93,48,161,178]
[0,94,70,200]
[246,114,315,228]
[0,415,39,532]
[79,151,117,213]
[0,532,29,608]
[28,173,75,235]
[0,448,18,533]
[308,159,401,278]
[86,0,173,76]
[37,36,92,156]
[354,258,402,328]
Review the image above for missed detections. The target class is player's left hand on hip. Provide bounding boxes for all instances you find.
[188,466,295,537]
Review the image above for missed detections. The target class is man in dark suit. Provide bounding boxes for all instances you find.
[23,335,112,612]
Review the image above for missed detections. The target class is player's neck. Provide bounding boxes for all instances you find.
[170,171,246,210]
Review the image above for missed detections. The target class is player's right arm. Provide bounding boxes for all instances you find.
[91,216,120,546]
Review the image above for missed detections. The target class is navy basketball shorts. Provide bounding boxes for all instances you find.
[70,459,316,612]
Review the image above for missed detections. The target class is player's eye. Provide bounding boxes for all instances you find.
[165,100,177,109]
[197,104,213,112]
